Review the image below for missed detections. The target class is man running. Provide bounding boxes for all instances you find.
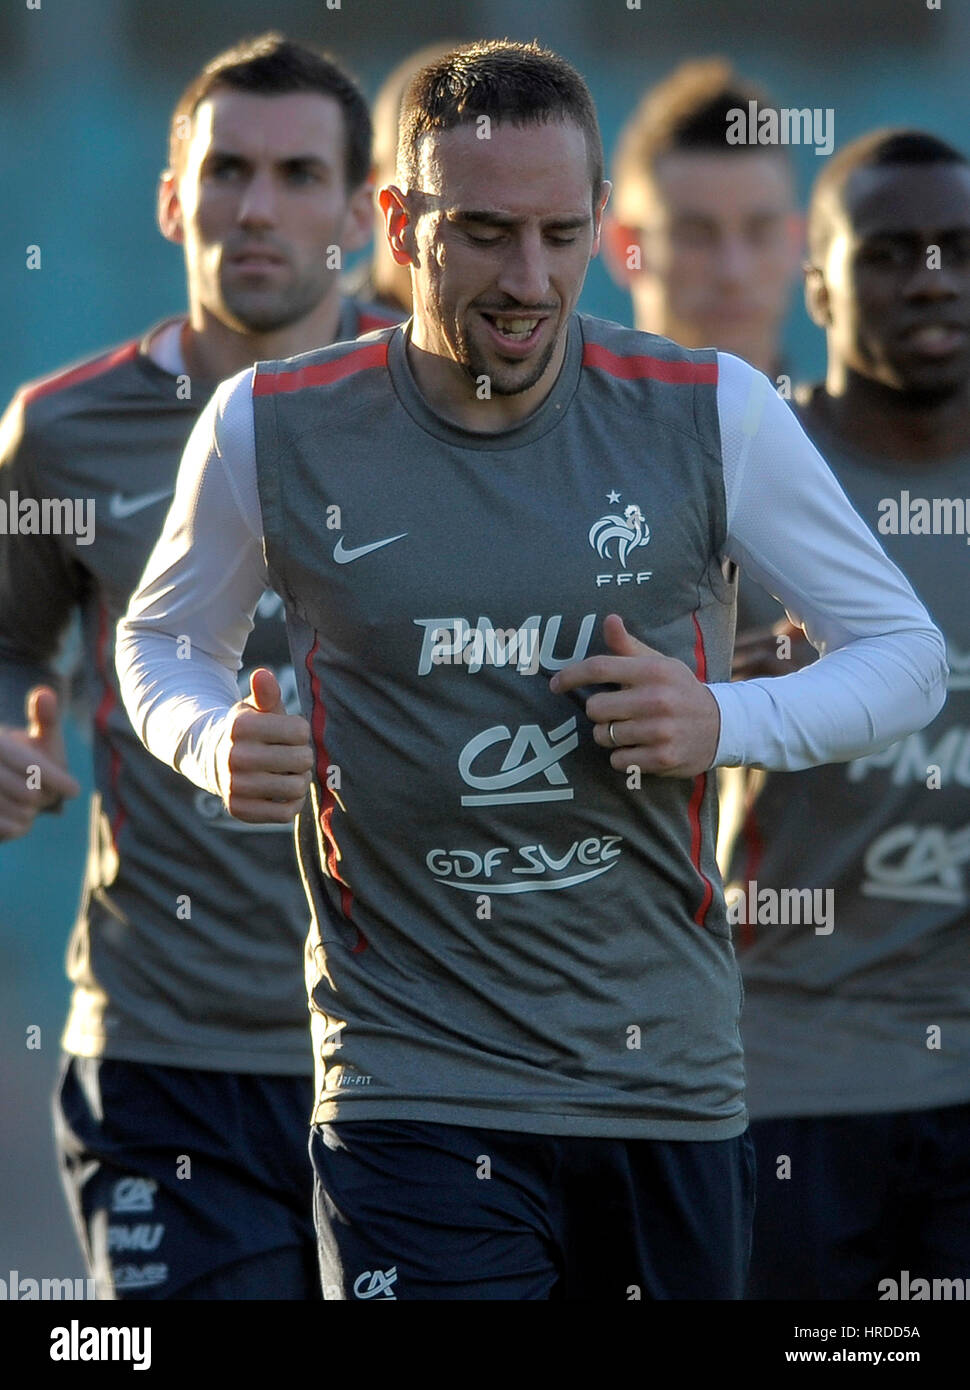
[0,32,397,1299]
[728,129,970,1300]
[117,41,946,1301]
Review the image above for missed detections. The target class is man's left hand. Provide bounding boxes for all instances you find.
[549,613,720,777]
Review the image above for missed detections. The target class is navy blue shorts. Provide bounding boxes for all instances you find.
[54,1055,319,1300]
[311,1118,755,1300]
[746,1102,970,1300]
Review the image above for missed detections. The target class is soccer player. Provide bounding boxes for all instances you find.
[607,58,803,378]
[117,41,946,1301]
[0,33,398,1299]
[726,130,970,1300]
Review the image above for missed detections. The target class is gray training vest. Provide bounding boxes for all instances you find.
[730,395,970,1119]
[253,313,745,1138]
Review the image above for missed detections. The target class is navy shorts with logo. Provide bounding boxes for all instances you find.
[54,1055,319,1300]
[746,1102,970,1300]
[311,1118,755,1300]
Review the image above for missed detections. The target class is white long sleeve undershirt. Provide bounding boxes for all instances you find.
[115,349,947,796]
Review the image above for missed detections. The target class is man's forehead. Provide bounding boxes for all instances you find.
[415,117,592,197]
[651,151,794,212]
[844,162,970,234]
[188,88,344,159]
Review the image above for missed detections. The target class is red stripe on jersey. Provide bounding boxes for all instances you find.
[356,311,400,335]
[583,342,718,385]
[688,613,714,927]
[93,604,127,849]
[20,341,140,407]
[304,635,366,951]
[253,342,388,396]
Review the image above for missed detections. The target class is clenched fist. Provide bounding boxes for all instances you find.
[0,686,82,841]
[215,668,314,823]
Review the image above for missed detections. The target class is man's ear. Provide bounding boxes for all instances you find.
[804,263,831,328]
[378,185,417,268]
[157,171,184,246]
[602,212,645,288]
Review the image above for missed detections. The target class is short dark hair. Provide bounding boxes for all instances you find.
[168,32,371,192]
[397,39,604,203]
[808,127,969,262]
[372,41,460,184]
[613,57,791,221]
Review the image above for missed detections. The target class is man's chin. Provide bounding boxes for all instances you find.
[896,372,970,404]
[219,287,322,336]
[465,340,559,397]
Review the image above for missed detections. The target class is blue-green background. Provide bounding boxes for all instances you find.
[2,0,966,1283]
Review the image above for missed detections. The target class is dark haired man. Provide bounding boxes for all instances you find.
[608,58,802,378]
[119,42,945,1301]
[0,32,397,1299]
[728,129,970,1300]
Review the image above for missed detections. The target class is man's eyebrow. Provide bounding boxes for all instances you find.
[451,209,591,229]
[202,150,331,168]
[277,154,331,168]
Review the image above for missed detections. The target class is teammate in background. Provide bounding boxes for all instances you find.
[0,33,398,1299]
[607,58,803,380]
[607,60,807,850]
[344,41,455,315]
[726,130,970,1300]
[118,42,945,1301]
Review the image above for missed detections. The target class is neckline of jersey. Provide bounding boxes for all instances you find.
[385,315,583,452]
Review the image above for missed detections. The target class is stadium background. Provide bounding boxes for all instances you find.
[0,0,964,1284]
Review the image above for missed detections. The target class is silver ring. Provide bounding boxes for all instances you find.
[608,721,617,748]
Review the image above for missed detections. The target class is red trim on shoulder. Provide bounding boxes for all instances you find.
[356,310,401,335]
[305,635,366,952]
[688,613,715,927]
[19,341,141,407]
[583,342,718,385]
[253,342,388,396]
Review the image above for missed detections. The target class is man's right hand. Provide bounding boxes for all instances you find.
[0,686,82,841]
[216,668,313,824]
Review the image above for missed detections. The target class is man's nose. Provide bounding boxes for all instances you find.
[496,232,552,305]
[236,170,278,228]
[715,234,756,285]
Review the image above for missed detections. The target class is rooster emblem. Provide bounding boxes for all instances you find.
[588,503,650,568]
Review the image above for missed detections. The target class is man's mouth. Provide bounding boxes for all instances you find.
[481,313,543,341]
[900,322,968,356]
[477,311,551,355]
[228,247,287,270]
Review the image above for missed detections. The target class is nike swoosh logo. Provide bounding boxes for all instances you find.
[109,488,172,519]
[333,532,408,564]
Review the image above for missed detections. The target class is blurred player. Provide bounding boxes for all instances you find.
[0,32,398,1299]
[608,60,807,853]
[117,42,945,1301]
[727,129,970,1299]
[344,41,456,315]
[607,58,802,378]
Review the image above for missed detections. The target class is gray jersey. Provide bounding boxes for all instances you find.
[252,315,746,1139]
[729,393,970,1117]
[0,301,400,1071]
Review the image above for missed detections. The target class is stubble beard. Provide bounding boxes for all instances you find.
[458,316,561,397]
